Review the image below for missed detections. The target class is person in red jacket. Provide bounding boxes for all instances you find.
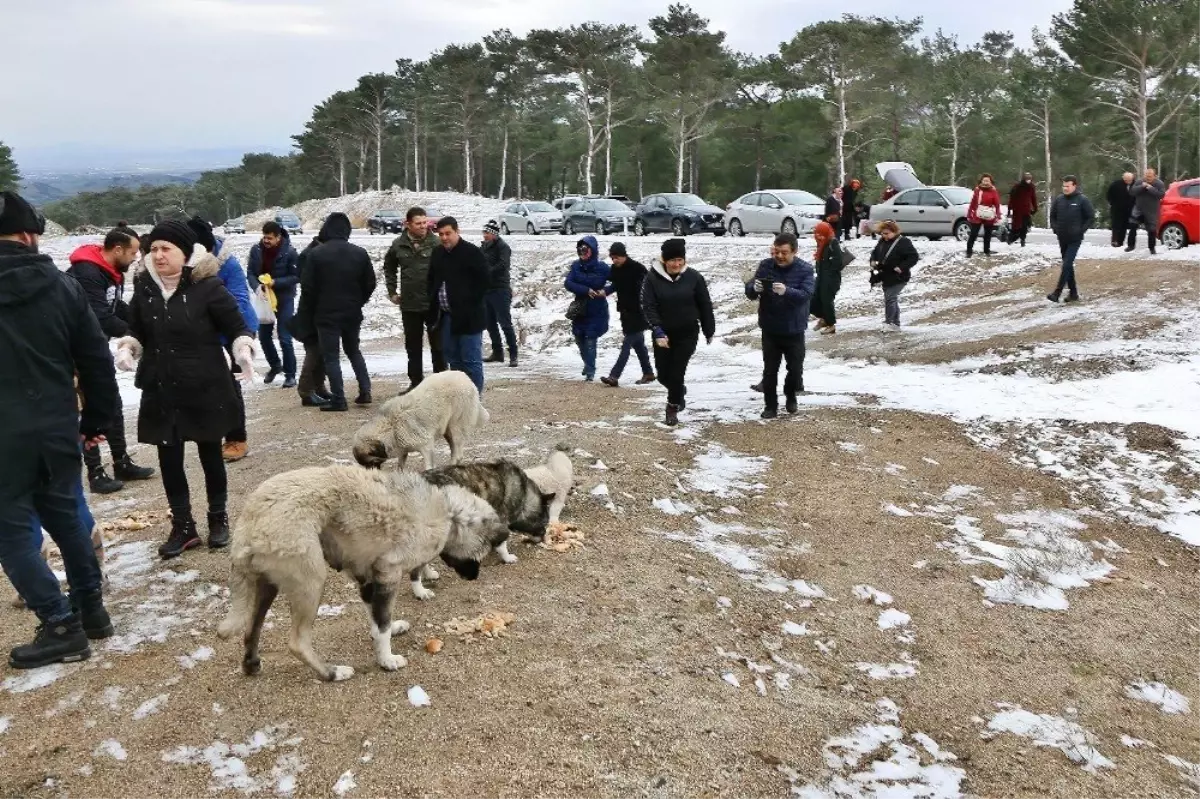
[1007,173,1039,247]
[966,173,1002,257]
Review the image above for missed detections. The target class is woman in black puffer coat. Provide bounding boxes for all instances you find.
[868,219,919,330]
[115,221,254,560]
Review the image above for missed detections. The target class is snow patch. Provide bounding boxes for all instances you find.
[1125,681,1191,715]
[177,646,215,669]
[653,497,694,516]
[684,444,770,497]
[2,664,65,694]
[333,770,357,797]
[94,739,128,761]
[852,585,894,606]
[162,725,305,795]
[884,503,914,517]
[407,685,431,707]
[133,694,169,720]
[985,704,1114,773]
[877,609,912,630]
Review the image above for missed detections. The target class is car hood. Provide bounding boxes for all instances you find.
[530,211,561,219]
[679,204,724,215]
[875,162,924,191]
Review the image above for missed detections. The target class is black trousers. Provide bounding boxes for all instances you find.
[223,341,247,443]
[402,309,447,387]
[157,440,226,519]
[297,340,327,397]
[1127,221,1156,252]
[1111,213,1132,246]
[318,321,371,402]
[966,222,995,254]
[652,326,699,407]
[83,392,128,470]
[762,332,805,408]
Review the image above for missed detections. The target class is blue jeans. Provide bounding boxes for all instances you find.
[1055,239,1081,296]
[259,292,297,377]
[609,331,652,379]
[575,335,598,379]
[2,470,102,622]
[441,318,485,394]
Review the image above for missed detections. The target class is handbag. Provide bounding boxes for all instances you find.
[565,297,586,321]
[840,249,856,267]
[975,189,997,222]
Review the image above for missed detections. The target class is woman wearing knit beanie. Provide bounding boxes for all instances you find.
[639,238,716,426]
[114,221,256,559]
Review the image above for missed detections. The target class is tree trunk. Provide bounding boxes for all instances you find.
[338,148,346,197]
[1042,101,1053,228]
[462,132,473,193]
[498,124,509,200]
[754,120,764,191]
[835,76,848,186]
[1136,67,1149,174]
[376,120,383,192]
[583,120,596,196]
[948,114,960,187]
[1171,115,1182,180]
[637,148,644,199]
[413,117,422,192]
[675,116,686,192]
[690,139,700,195]
[603,89,615,196]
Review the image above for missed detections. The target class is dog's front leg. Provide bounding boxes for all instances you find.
[494,539,519,564]
[408,566,435,601]
[367,582,409,671]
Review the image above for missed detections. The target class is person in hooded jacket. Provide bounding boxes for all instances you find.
[186,216,259,463]
[247,221,299,387]
[640,238,715,426]
[563,235,611,382]
[301,213,377,411]
[745,232,815,419]
[1,191,121,668]
[66,226,156,493]
[966,173,1002,257]
[824,187,842,227]
[1007,173,1038,247]
[599,241,655,388]
[115,221,255,561]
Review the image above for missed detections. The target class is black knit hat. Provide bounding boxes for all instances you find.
[483,219,500,235]
[186,215,216,252]
[661,238,686,261]
[148,220,197,261]
[0,191,45,236]
[608,241,627,257]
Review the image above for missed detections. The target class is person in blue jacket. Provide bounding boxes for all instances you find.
[187,217,258,462]
[247,221,300,387]
[744,232,815,419]
[563,235,611,382]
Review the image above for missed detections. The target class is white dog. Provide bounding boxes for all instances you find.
[353,371,488,470]
[523,443,574,525]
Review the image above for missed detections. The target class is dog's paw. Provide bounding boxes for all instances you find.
[377,652,408,671]
[390,620,411,636]
[330,665,355,682]
[499,552,519,564]
[412,585,436,601]
[423,566,441,582]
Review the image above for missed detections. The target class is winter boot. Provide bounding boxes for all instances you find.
[750,382,764,393]
[321,399,349,412]
[1046,292,1061,303]
[281,376,297,389]
[302,393,330,408]
[265,366,282,384]
[88,466,124,495]
[508,355,519,368]
[222,441,249,462]
[9,615,91,669]
[354,393,372,406]
[207,512,230,549]
[159,515,202,560]
[636,374,656,385]
[1064,294,1080,303]
[600,376,619,387]
[487,351,505,363]
[113,455,154,481]
[760,407,778,420]
[664,403,680,427]
[70,589,114,640]
[785,396,799,414]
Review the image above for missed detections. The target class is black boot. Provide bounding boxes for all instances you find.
[486,351,505,363]
[159,515,201,560]
[207,511,230,549]
[750,382,764,393]
[9,615,91,669]
[88,466,124,495]
[321,399,349,412]
[70,590,114,640]
[1046,292,1061,303]
[265,366,282,384]
[113,455,154,481]
[302,392,331,407]
[785,396,799,414]
[281,376,297,389]
[664,403,680,426]
[315,389,334,401]
[354,393,372,406]
[508,354,519,368]
[760,407,778,419]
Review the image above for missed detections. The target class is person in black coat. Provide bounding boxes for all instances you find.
[427,216,489,394]
[0,191,121,668]
[302,213,377,411]
[824,187,843,227]
[600,241,656,387]
[868,220,919,330]
[839,179,861,240]
[291,236,331,408]
[115,221,254,560]
[640,238,715,426]
[481,221,518,366]
[1106,172,1136,248]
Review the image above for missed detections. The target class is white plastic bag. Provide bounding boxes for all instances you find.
[252,286,275,325]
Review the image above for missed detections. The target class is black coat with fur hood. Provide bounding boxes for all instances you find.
[124,251,252,445]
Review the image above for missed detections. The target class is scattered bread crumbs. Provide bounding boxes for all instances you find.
[424,638,444,654]
[541,521,585,552]
[99,512,165,535]
[443,612,516,638]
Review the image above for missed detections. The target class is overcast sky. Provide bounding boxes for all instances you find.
[2,0,1073,167]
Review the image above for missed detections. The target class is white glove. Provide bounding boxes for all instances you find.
[115,347,137,372]
[232,336,257,383]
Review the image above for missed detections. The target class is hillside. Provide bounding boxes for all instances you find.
[241,189,507,231]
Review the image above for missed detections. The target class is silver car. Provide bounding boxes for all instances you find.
[868,161,996,241]
[499,201,563,235]
[725,189,825,236]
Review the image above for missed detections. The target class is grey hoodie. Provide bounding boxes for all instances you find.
[1130,178,1166,226]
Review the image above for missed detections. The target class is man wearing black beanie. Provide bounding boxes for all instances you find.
[0,191,121,667]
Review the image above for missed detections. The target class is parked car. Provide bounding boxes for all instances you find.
[422,207,444,232]
[222,218,245,235]
[274,212,304,236]
[605,194,636,209]
[366,209,405,234]
[561,197,636,235]
[552,196,583,212]
[867,161,995,241]
[726,189,826,236]
[498,201,562,235]
[633,193,726,236]
[1157,178,1200,249]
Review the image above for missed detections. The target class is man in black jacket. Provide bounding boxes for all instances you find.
[600,242,655,387]
[428,216,488,394]
[481,221,518,366]
[66,227,155,493]
[302,213,377,412]
[1106,172,1135,248]
[1048,175,1096,303]
[0,191,120,668]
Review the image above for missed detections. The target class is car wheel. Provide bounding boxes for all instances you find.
[1160,222,1188,249]
[953,219,970,241]
[564,221,574,235]
[501,222,510,235]
[928,236,942,242]
[782,218,797,236]
[634,219,646,236]
[671,219,686,236]
[527,222,536,235]
[595,221,605,234]
[729,219,744,237]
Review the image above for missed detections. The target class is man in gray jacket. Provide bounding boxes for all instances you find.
[1127,168,1166,254]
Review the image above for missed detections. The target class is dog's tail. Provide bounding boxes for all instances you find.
[217,559,255,639]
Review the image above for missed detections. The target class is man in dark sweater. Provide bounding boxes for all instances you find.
[745,232,815,418]
[1106,172,1136,248]
[600,241,655,387]
[428,217,489,394]
[481,220,518,366]
[1048,175,1096,303]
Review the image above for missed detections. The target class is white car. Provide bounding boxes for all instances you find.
[498,201,563,235]
[868,161,1004,241]
[725,189,825,236]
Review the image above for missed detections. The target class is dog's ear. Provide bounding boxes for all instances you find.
[440,553,481,580]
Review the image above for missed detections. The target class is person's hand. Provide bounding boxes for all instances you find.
[235,355,256,382]
[893,267,902,273]
[772,282,786,296]
[389,293,401,305]
[753,279,764,294]
[655,336,670,348]
[80,433,106,450]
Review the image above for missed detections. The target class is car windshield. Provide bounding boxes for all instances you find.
[525,202,555,213]
[776,190,823,206]
[377,210,401,218]
[592,199,630,213]
[278,215,299,224]
[663,193,707,207]
[939,188,973,205]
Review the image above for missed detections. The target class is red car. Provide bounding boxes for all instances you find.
[1157,179,1200,249]
[424,208,443,232]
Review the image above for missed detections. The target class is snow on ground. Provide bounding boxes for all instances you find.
[983,703,1115,773]
[1125,681,1192,715]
